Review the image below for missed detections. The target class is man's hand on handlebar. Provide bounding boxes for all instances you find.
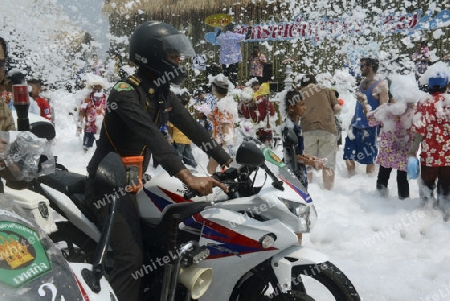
[176,169,229,196]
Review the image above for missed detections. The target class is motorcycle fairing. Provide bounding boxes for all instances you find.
[142,185,191,212]
[137,170,230,224]
[209,192,310,234]
[271,245,329,293]
[184,211,279,259]
[278,176,312,203]
[193,207,299,258]
[193,208,303,301]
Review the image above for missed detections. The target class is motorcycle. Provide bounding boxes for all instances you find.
[29,132,361,300]
[0,193,117,301]
[0,126,117,300]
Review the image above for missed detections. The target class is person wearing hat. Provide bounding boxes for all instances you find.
[207,74,238,174]
[77,73,108,151]
[408,62,450,220]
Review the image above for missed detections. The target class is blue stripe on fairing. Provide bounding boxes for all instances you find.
[280,178,313,203]
[143,187,172,211]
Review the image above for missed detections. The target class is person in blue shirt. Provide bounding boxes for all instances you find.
[216,22,252,85]
[281,90,324,189]
[343,57,389,176]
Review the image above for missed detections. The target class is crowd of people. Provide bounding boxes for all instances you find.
[1,21,450,301]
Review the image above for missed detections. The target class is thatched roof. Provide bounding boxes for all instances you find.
[103,0,266,15]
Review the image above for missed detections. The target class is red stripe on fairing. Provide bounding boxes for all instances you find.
[142,186,191,213]
[159,187,192,203]
[73,272,91,301]
[192,213,277,253]
[279,177,312,203]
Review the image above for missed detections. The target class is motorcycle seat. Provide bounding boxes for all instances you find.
[39,169,86,196]
[39,169,99,224]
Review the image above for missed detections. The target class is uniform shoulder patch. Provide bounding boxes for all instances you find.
[114,82,134,92]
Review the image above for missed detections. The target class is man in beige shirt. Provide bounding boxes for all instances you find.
[299,74,341,190]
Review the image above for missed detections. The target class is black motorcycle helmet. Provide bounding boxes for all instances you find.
[129,21,195,85]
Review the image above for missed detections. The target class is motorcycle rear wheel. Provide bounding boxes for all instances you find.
[230,261,360,301]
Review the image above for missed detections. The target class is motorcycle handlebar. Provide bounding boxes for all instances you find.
[183,189,198,200]
[183,173,225,200]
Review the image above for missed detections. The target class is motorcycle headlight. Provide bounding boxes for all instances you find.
[278,197,318,233]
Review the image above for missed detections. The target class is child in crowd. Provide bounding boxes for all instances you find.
[195,86,217,113]
[194,102,213,136]
[28,79,52,121]
[281,90,324,189]
[78,77,107,151]
[207,74,237,174]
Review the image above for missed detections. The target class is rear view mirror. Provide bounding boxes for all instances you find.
[29,121,56,141]
[236,141,265,167]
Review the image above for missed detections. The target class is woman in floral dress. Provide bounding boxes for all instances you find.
[368,101,415,199]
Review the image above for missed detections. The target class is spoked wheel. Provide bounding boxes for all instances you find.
[230,261,360,301]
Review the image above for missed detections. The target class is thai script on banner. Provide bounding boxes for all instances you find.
[205,10,449,45]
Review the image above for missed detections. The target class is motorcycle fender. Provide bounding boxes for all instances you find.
[271,245,329,293]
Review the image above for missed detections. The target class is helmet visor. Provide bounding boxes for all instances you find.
[162,34,196,58]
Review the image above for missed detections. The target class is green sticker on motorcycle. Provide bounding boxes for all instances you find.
[263,148,286,168]
[0,222,52,287]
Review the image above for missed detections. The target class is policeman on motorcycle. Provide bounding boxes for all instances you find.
[85,21,231,301]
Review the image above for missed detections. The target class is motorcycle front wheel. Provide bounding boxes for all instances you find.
[230,261,360,301]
